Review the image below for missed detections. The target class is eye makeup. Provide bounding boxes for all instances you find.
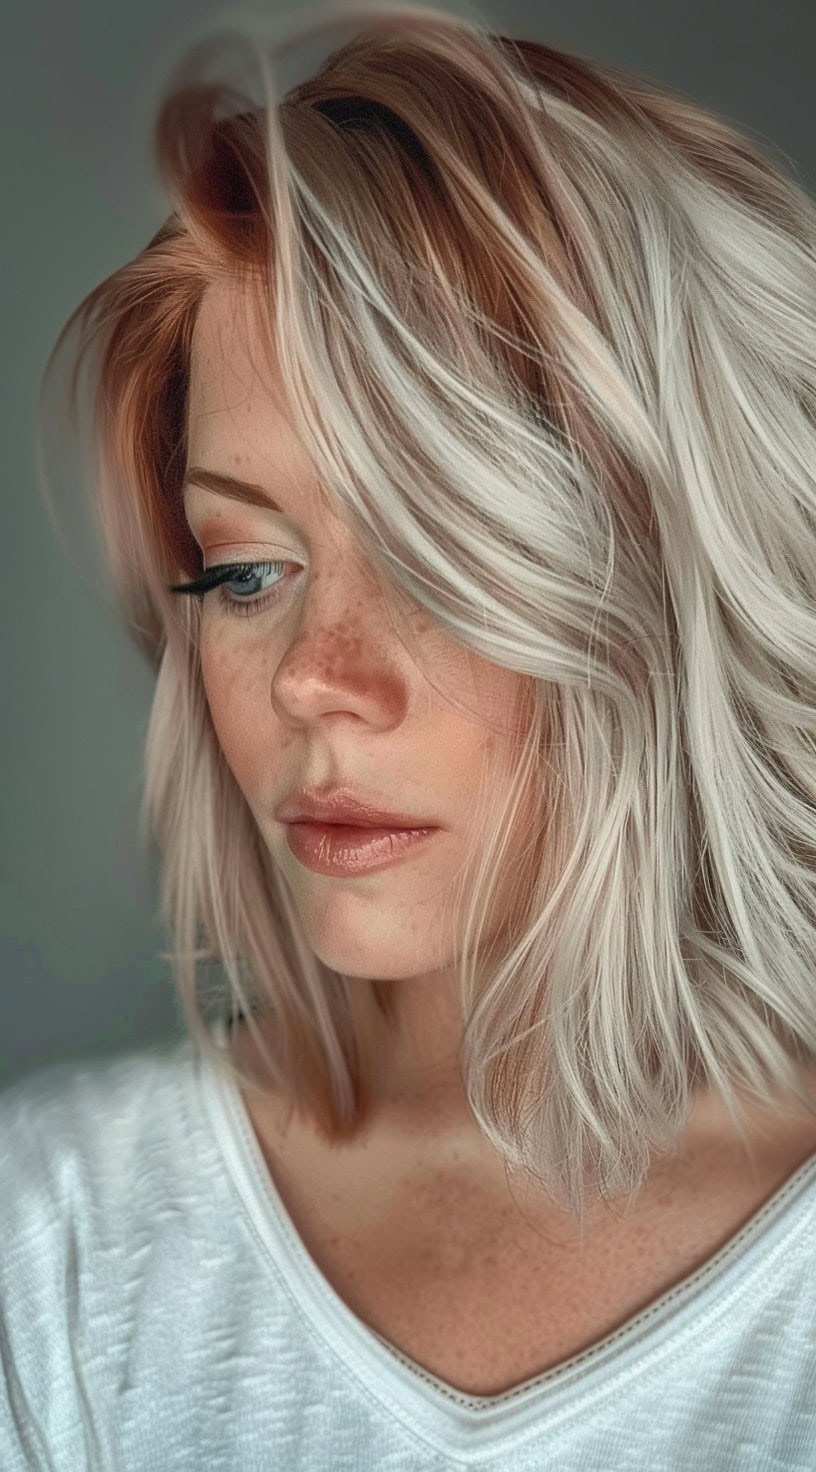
[168,558,295,620]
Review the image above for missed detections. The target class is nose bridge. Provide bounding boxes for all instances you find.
[269,531,407,720]
[299,524,393,643]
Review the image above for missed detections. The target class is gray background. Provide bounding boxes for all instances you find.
[3,0,814,1087]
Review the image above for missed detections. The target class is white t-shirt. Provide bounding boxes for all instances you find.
[1,1017,815,1471]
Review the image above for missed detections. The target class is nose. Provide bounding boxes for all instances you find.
[268,573,409,734]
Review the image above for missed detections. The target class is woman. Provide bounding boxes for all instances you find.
[3,1,816,1465]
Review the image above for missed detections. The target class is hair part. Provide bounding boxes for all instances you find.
[36,0,816,1226]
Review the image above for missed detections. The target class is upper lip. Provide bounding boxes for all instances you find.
[275,786,438,829]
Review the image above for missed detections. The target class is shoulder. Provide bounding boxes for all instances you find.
[0,1034,204,1469]
[0,1033,197,1227]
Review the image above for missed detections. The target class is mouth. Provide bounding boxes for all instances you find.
[274,786,438,830]
[286,819,428,831]
[283,819,439,876]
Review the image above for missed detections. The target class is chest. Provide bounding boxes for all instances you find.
[249,1119,803,1398]
[303,1218,704,1397]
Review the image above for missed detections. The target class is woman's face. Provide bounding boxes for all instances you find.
[183,284,535,1005]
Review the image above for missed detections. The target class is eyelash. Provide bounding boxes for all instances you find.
[167,560,294,620]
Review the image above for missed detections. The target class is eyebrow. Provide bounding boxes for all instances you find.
[182,467,283,515]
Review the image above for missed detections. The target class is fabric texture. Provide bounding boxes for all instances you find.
[1,1017,815,1471]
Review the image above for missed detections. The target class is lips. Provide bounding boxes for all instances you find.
[275,787,437,830]
[284,818,439,876]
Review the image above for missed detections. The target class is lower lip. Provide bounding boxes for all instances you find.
[283,821,438,876]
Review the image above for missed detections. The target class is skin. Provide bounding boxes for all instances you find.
[183,281,538,1164]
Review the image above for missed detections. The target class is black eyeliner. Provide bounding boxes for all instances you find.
[167,563,247,597]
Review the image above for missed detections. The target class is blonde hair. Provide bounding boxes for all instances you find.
[36,0,816,1224]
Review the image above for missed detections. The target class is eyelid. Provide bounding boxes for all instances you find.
[201,540,300,565]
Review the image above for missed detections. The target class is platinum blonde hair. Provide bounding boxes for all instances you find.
[37,0,816,1223]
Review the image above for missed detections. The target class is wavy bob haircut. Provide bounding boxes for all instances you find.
[37,0,816,1223]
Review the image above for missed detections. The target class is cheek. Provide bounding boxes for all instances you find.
[200,630,278,793]
[422,626,529,739]
[468,657,532,753]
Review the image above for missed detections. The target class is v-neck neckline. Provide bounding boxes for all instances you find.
[198,1015,816,1454]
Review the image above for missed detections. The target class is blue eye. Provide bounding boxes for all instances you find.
[168,560,293,619]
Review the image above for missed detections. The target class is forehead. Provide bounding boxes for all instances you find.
[188,284,287,424]
[186,284,316,493]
